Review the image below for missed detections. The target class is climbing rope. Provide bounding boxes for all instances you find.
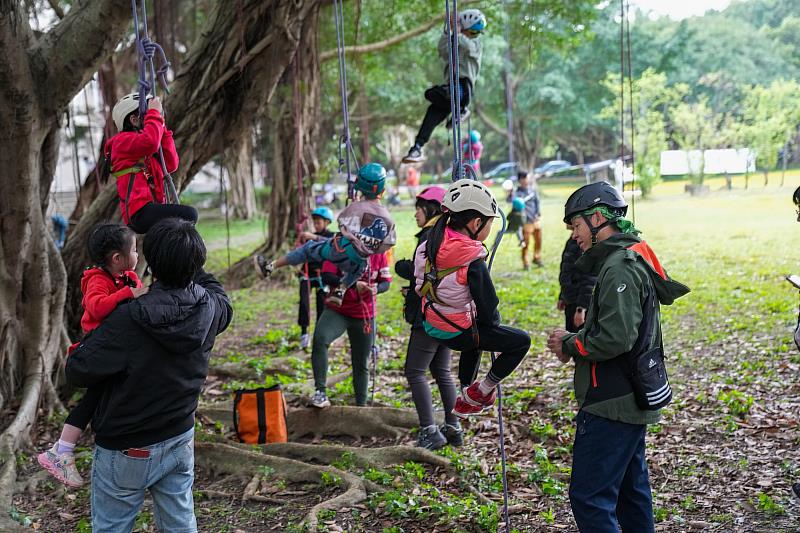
[623,0,636,223]
[443,0,463,181]
[130,0,180,205]
[332,0,361,202]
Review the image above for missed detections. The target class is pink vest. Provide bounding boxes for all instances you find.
[414,227,486,334]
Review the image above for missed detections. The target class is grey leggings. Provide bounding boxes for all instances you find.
[404,328,458,426]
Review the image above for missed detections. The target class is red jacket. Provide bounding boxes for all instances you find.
[106,109,179,223]
[80,267,142,333]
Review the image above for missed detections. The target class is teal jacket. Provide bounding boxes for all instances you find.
[561,233,690,425]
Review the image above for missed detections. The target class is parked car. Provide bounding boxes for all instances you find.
[484,162,518,183]
[534,160,572,176]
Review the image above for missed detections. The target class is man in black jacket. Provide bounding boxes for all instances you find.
[557,232,597,332]
[66,218,232,533]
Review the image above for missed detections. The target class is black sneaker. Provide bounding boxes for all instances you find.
[417,425,447,450]
[440,422,464,447]
[402,145,425,164]
[310,389,330,409]
[253,255,274,278]
[793,482,800,499]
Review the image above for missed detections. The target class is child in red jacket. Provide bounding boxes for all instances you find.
[107,94,197,234]
[38,224,149,488]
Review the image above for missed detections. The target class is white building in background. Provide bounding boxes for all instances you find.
[660,148,756,176]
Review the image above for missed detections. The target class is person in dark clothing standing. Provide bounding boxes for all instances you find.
[557,230,597,333]
[297,207,335,349]
[66,218,232,533]
[396,186,462,450]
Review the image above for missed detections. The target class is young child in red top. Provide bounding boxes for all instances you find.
[106,94,198,234]
[38,224,149,488]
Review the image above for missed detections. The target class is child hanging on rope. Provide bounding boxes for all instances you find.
[402,9,486,164]
[414,179,531,418]
[107,94,198,234]
[297,207,335,349]
[38,224,148,487]
[254,163,396,306]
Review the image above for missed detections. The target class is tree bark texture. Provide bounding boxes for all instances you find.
[62,0,323,334]
[224,131,257,220]
[0,0,133,524]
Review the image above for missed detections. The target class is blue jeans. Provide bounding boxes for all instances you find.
[91,427,197,533]
[285,236,366,288]
[569,410,655,533]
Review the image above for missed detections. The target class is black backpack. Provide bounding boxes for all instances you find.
[627,283,672,411]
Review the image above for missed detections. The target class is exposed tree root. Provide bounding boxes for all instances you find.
[209,357,300,380]
[195,442,365,530]
[200,402,421,441]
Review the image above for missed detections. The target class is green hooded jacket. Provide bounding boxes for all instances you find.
[561,233,690,425]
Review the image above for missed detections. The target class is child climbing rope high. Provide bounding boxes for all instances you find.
[38,224,148,487]
[106,94,198,234]
[402,9,486,164]
[414,179,531,418]
[254,163,396,306]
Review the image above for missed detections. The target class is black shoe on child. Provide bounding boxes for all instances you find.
[440,422,464,447]
[253,255,274,279]
[417,425,447,450]
[402,145,425,164]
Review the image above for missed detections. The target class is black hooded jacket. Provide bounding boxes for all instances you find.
[66,270,232,449]
[558,237,597,308]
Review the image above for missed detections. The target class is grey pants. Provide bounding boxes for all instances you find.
[404,328,458,426]
[312,307,373,406]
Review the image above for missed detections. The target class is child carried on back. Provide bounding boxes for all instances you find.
[254,163,396,306]
[38,224,148,487]
[415,179,531,418]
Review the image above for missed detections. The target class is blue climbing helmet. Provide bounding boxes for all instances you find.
[355,163,387,198]
[512,197,526,212]
[311,206,334,223]
[459,9,486,33]
[469,130,481,143]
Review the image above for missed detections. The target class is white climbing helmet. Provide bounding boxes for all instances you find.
[443,179,498,218]
[112,93,149,131]
[459,9,486,33]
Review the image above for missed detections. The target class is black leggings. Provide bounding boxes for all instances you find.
[64,386,102,430]
[442,324,530,388]
[414,78,473,147]
[129,202,198,234]
[298,278,326,331]
[404,328,458,427]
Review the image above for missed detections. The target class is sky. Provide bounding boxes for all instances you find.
[630,0,733,20]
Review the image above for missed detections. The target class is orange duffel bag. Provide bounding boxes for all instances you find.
[232,385,288,444]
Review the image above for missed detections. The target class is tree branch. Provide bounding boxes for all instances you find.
[29,0,131,114]
[319,0,479,62]
[474,103,507,136]
[47,0,64,19]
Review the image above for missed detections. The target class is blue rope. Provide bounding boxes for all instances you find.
[444,0,462,181]
[131,0,179,205]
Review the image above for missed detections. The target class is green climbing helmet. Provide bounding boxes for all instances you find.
[355,163,387,198]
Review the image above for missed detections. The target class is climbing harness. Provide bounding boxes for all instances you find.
[332,0,361,202]
[130,0,180,205]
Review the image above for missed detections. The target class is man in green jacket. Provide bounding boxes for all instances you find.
[547,182,689,532]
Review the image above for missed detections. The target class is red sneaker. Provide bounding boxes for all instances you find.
[452,381,497,418]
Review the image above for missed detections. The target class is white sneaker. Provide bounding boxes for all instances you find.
[253,255,274,279]
[300,333,310,350]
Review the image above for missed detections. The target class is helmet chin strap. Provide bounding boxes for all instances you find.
[581,213,616,246]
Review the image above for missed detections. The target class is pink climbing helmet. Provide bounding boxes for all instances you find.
[416,186,446,204]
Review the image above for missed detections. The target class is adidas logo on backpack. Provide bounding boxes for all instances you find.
[648,358,657,369]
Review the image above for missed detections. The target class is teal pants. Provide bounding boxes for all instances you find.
[311,307,374,406]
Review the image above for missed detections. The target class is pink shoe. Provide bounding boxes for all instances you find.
[452,381,497,418]
[38,443,84,488]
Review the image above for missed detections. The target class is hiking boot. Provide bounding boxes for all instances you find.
[310,389,330,409]
[446,108,471,129]
[534,259,544,268]
[253,255,274,279]
[453,382,497,419]
[327,286,345,306]
[37,444,83,488]
[440,422,464,447]
[417,425,447,450]
[402,145,425,164]
[300,333,310,350]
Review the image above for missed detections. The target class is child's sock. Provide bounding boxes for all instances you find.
[56,424,82,454]
[301,326,308,335]
[478,376,500,396]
